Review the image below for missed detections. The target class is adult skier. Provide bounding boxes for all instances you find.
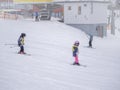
[89,35,93,48]
[18,33,26,54]
[35,12,39,21]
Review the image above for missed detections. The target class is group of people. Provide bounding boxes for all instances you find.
[17,33,93,66]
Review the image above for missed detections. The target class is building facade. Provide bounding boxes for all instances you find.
[64,1,110,37]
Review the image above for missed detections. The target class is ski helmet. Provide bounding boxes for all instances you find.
[21,33,26,37]
[74,41,79,46]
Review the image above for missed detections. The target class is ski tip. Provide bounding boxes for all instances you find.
[16,52,31,56]
[71,63,87,67]
[83,46,96,49]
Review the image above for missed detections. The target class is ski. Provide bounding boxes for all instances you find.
[84,46,96,49]
[71,64,87,67]
[16,52,31,56]
[4,43,18,48]
[79,64,87,67]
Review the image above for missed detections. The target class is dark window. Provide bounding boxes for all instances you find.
[68,6,71,10]
[78,6,81,15]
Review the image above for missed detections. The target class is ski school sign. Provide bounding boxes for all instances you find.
[13,0,53,4]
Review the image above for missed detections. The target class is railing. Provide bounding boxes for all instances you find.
[0,13,18,20]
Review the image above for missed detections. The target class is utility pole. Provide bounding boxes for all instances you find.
[8,0,10,9]
[111,7,115,35]
[110,0,115,35]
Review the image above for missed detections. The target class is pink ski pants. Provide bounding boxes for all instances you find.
[75,55,79,63]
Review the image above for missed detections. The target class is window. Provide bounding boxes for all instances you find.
[91,3,93,14]
[68,6,71,10]
[84,4,87,7]
[78,6,81,15]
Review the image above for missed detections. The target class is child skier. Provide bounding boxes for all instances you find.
[18,33,26,54]
[72,41,80,65]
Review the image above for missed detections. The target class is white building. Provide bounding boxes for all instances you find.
[63,1,110,37]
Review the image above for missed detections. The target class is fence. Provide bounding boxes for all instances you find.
[0,12,23,20]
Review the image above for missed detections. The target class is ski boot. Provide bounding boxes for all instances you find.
[73,62,80,66]
[18,51,26,54]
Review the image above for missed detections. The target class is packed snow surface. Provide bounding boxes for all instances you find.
[0,18,120,90]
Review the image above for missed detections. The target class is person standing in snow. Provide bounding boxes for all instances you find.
[89,35,93,48]
[18,33,26,54]
[72,41,80,65]
[35,12,39,21]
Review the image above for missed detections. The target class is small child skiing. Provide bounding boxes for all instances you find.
[72,41,80,65]
[18,33,26,54]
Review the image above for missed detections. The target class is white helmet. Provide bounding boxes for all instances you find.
[74,41,79,46]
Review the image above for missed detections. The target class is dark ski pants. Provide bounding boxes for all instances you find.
[20,45,24,53]
[89,40,92,47]
[35,16,39,21]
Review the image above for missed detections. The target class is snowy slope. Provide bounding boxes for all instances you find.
[0,18,120,90]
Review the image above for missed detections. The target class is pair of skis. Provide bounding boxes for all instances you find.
[71,63,87,67]
[17,52,31,56]
[5,44,31,56]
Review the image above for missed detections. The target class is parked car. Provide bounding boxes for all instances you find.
[39,10,51,20]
